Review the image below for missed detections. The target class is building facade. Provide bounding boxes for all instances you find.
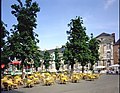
[113,39,120,64]
[40,32,117,72]
[96,32,115,67]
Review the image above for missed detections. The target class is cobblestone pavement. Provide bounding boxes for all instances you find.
[1,74,119,93]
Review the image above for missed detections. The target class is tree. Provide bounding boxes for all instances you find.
[73,17,89,73]
[6,31,23,61]
[33,48,42,71]
[1,21,10,66]
[88,33,99,72]
[54,48,61,71]
[4,0,40,78]
[1,21,9,49]
[27,44,42,71]
[9,0,40,63]
[43,50,51,71]
[63,42,75,73]
[64,16,89,73]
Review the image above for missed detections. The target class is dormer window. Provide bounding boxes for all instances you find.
[101,38,103,41]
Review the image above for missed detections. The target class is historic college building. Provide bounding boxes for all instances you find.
[96,33,115,67]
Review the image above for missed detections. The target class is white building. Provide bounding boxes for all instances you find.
[96,32,115,67]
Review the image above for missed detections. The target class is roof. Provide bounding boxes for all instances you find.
[115,39,120,45]
[48,47,64,53]
[41,47,64,55]
[96,32,111,38]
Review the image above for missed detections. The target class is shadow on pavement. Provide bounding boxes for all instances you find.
[1,90,24,93]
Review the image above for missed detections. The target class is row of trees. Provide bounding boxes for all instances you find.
[1,0,99,74]
[42,48,61,72]
[63,16,99,73]
[41,17,100,73]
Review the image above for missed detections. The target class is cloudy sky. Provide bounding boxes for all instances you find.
[2,0,119,50]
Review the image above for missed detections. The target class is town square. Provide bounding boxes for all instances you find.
[1,74,119,93]
[1,0,119,93]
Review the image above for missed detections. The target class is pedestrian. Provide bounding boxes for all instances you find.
[98,69,101,73]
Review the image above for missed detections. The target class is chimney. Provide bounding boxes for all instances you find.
[112,33,115,43]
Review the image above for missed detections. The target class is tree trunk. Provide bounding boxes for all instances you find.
[21,58,26,79]
[82,66,84,73]
[22,64,25,79]
[36,67,38,72]
[70,63,74,77]
[90,65,94,73]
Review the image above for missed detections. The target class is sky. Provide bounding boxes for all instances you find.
[2,0,119,50]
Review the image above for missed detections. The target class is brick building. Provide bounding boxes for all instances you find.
[113,39,120,64]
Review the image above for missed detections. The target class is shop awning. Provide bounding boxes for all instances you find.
[1,64,5,68]
[10,60,21,65]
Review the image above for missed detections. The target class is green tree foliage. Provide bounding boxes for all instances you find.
[7,0,40,63]
[89,33,99,72]
[1,21,10,66]
[11,0,40,40]
[43,50,51,71]
[6,31,23,61]
[54,48,61,71]
[2,0,41,76]
[1,21,9,47]
[63,16,89,73]
[33,49,42,71]
[63,42,75,73]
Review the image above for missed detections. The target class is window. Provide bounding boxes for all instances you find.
[107,60,111,66]
[101,38,103,41]
[107,52,111,58]
[107,43,111,49]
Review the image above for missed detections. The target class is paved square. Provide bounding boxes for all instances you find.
[1,74,119,93]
